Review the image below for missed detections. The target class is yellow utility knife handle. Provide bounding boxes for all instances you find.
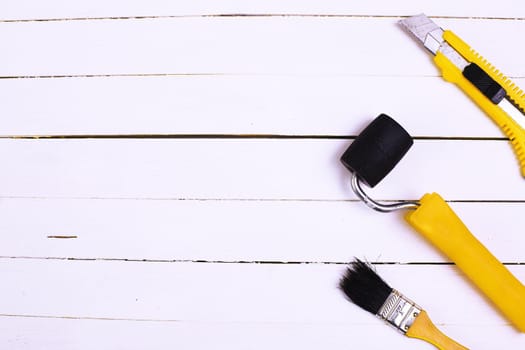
[435,30,525,177]
[405,193,525,332]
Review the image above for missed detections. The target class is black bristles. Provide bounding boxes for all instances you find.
[339,258,393,315]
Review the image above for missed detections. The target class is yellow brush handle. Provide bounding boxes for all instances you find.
[434,30,525,177]
[406,311,468,350]
[405,193,525,332]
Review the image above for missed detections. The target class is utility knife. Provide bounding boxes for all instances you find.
[399,14,525,177]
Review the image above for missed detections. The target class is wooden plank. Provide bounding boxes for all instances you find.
[2,0,524,20]
[0,259,524,349]
[0,139,523,200]
[3,3,524,350]
[0,198,523,263]
[0,316,520,350]
[2,17,524,77]
[2,75,522,137]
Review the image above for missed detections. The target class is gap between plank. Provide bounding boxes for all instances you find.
[0,256,523,266]
[1,73,523,80]
[1,14,524,23]
[0,313,183,323]
[0,134,510,141]
[0,314,413,325]
[0,196,524,204]
[0,73,227,79]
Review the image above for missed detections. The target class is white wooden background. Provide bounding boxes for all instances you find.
[1,1,525,349]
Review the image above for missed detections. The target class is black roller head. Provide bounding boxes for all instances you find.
[340,114,413,188]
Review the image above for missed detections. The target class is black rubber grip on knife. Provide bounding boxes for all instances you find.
[463,63,506,104]
[340,114,413,188]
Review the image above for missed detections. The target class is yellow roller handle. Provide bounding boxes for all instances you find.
[435,30,525,177]
[405,193,525,332]
[406,310,468,350]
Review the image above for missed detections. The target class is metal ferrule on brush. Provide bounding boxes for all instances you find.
[377,289,422,334]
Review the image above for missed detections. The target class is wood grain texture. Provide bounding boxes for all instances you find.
[2,75,524,137]
[0,198,523,263]
[0,139,522,200]
[2,0,524,20]
[2,17,524,77]
[2,3,525,349]
[0,260,524,348]
[0,260,521,324]
[3,317,519,350]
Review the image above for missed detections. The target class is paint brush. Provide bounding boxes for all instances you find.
[339,259,468,350]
